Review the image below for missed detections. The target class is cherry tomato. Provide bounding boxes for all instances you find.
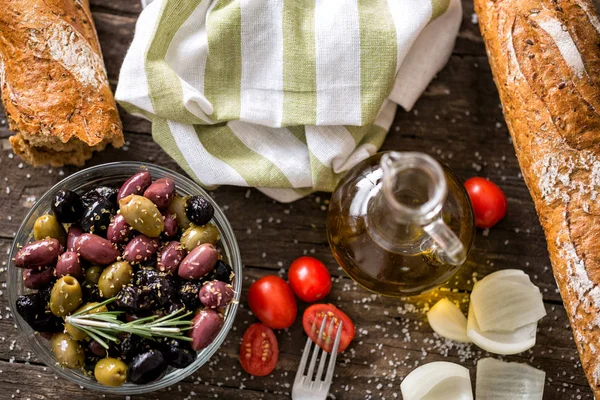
[302,304,355,353]
[239,323,279,376]
[464,177,507,228]
[288,256,332,303]
[248,275,297,329]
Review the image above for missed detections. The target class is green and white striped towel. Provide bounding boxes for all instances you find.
[116,0,461,202]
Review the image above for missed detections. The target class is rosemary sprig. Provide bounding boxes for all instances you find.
[65,297,193,349]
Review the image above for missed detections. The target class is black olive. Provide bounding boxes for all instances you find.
[15,294,62,332]
[15,294,45,326]
[82,282,103,303]
[38,285,53,303]
[164,302,185,316]
[137,291,158,311]
[115,284,156,312]
[133,269,176,307]
[151,302,186,320]
[115,285,140,311]
[151,275,176,307]
[128,350,168,384]
[210,260,234,284]
[83,354,101,377]
[134,268,159,287]
[51,190,84,223]
[177,281,202,310]
[80,197,116,236]
[185,195,214,226]
[119,334,144,363]
[31,313,63,333]
[163,339,196,369]
[81,186,118,207]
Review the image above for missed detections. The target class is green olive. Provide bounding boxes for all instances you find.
[94,358,127,387]
[85,266,103,284]
[119,195,164,237]
[98,261,133,298]
[180,223,220,251]
[64,302,108,341]
[167,195,192,229]
[50,276,83,317]
[50,333,84,369]
[33,214,67,246]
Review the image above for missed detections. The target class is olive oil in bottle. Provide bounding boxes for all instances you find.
[327,152,475,297]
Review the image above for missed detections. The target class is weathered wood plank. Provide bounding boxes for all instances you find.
[0,0,596,398]
[0,239,591,399]
[90,0,143,15]
[0,360,288,400]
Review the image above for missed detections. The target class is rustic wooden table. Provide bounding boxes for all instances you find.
[0,1,593,399]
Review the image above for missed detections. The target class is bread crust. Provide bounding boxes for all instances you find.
[474,0,600,396]
[0,0,123,166]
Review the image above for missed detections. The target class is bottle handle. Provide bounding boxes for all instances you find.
[423,218,467,266]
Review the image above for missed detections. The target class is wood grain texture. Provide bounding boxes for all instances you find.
[0,0,595,398]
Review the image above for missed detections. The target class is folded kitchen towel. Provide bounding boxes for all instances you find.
[116,0,462,202]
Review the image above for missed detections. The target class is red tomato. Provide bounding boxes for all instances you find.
[464,177,507,228]
[302,304,355,353]
[288,256,332,303]
[248,275,297,329]
[239,323,279,376]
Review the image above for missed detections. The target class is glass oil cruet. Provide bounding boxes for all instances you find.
[327,151,475,297]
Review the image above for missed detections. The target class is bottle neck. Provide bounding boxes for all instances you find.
[366,152,448,254]
[380,152,447,224]
[367,192,426,254]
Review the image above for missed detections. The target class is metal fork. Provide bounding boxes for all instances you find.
[292,316,343,400]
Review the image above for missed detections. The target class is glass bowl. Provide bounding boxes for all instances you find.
[7,162,242,394]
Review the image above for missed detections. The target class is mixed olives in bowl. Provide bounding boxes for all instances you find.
[8,163,241,394]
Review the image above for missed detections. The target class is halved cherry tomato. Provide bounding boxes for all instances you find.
[464,177,507,228]
[288,256,332,303]
[302,304,355,353]
[239,323,279,376]
[248,275,297,329]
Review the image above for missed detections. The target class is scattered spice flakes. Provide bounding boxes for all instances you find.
[0,148,590,399]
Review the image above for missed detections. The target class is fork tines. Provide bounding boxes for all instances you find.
[292,316,343,400]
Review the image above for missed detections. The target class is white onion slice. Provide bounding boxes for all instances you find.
[467,303,537,354]
[401,361,473,400]
[471,269,546,332]
[476,358,545,400]
[481,269,533,286]
[427,299,471,343]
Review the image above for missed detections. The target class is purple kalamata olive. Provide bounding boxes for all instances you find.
[199,280,235,309]
[88,340,108,357]
[55,251,84,280]
[144,178,175,209]
[123,235,160,263]
[157,241,186,273]
[75,234,119,265]
[14,239,63,268]
[177,244,218,280]
[107,214,132,245]
[23,267,55,289]
[66,226,83,252]
[117,171,152,201]
[189,309,223,351]
[162,213,178,238]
